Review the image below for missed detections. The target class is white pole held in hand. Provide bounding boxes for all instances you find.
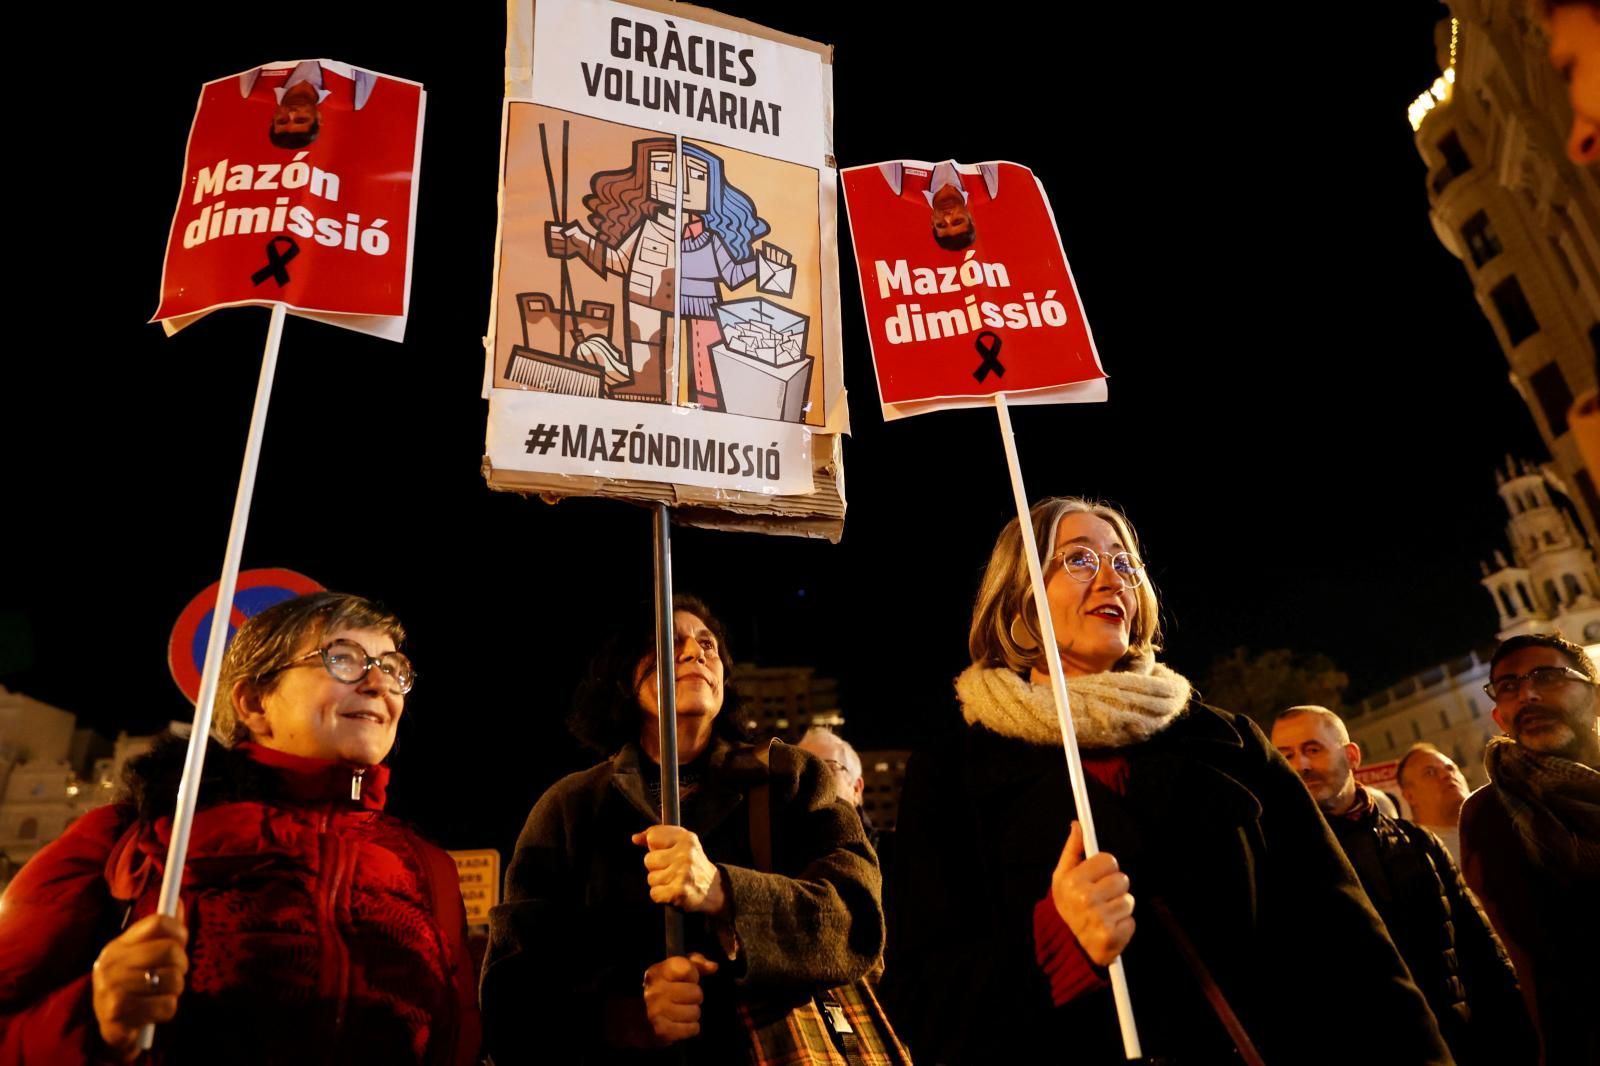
[994,392,1142,1061]
[138,302,288,1052]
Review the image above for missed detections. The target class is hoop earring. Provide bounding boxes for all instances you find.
[1009,612,1039,652]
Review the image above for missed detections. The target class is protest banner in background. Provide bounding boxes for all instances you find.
[484,0,847,539]
[840,159,1106,420]
[1354,760,1414,819]
[449,849,502,929]
[153,60,426,341]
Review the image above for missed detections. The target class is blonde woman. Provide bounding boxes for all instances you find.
[882,497,1451,1065]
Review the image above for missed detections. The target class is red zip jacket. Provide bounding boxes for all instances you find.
[0,742,481,1065]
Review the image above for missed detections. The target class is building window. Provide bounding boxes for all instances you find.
[1385,730,1395,751]
[1563,573,1583,604]
[1440,709,1451,729]
[1439,132,1472,176]
[1411,720,1423,741]
[1462,212,1502,267]
[1498,587,1515,615]
[1529,362,1574,435]
[1544,579,1560,610]
[18,817,37,840]
[1550,237,1579,288]
[1471,701,1482,719]
[1490,277,1540,345]
[1518,583,1534,611]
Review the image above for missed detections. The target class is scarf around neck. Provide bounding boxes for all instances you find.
[955,656,1193,749]
[1483,736,1600,878]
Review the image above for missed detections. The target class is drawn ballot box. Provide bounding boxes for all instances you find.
[709,298,814,423]
[504,292,626,397]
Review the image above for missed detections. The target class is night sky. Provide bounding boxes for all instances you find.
[5,2,1549,851]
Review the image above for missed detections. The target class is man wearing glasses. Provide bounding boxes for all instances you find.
[1461,633,1600,1065]
[797,727,876,848]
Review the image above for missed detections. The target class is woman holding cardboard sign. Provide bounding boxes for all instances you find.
[481,594,900,1064]
[0,592,480,1065]
[883,497,1451,1064]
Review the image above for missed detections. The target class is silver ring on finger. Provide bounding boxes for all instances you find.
[144,970,161,992]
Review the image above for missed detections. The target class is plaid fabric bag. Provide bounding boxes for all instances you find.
[740,980,910,1066]
[738,742,913,1066]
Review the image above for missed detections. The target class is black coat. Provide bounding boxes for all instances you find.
[1460,785,1600,1066]
[883,702,1453,1065]
[1328,797,1536,1066]
[479,739,883,1065]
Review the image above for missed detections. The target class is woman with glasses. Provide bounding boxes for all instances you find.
[882,497,1451,1065]
[480,595,891,1064]
[0,592,480,1065]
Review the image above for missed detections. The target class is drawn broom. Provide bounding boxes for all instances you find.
[503,120,630,397]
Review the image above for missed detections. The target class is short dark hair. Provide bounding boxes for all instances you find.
[269,118,320,150]
[567,593,746,754]
[215,591,405,746]
[1489,631,1598,684]
[932,225,977,252]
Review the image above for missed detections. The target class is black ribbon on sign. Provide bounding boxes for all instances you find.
[973,330,1005,382]
[251,236,300,287]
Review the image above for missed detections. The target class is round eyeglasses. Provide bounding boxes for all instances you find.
[1054,546,1145,588]
[265,639,417,695]
[1482,664,1590,704]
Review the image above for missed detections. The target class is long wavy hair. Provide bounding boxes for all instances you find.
[583,137,769,260]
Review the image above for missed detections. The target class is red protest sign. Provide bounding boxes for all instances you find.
[153,60,425,341]
[841,160,1106,420]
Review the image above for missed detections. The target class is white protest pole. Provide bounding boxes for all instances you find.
[138,301,287,1052]
[994,392,1142,1061]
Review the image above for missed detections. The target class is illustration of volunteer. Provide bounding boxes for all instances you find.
[546,137,793,409]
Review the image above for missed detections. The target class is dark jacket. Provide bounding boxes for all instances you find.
[480,739,882,1065]
[0,740,481,1066]
[1328,794,1536,1066]
[883,703,1453,1066]
[1460,785,1600,1066]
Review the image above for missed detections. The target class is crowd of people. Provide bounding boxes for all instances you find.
[2,4,1598,1062]
[1,494,1596,1065]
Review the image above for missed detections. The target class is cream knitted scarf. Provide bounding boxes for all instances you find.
[955,657,1192,749]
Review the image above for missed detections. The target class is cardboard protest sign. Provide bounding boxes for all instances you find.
[840,159,1106,420]
[484,0,847,540]
[449,849,501,928]
[153,60,426,341]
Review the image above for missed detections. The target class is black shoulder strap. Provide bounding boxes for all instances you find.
[745,739,776,873]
